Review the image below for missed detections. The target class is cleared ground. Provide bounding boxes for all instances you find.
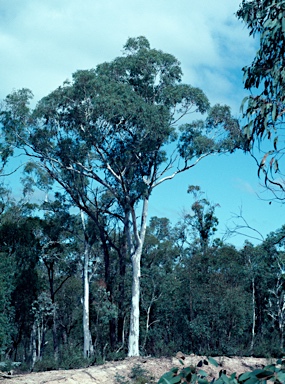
[0,354,275,383]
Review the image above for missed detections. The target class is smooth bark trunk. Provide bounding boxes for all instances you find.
[81,210,93,358]
[30,323,37,371]
[127,197,149,356]
[117,220,128,345]
[128,250,141,356]
[83,244,92,358]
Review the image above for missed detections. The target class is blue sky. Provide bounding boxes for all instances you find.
[0,0,284,247]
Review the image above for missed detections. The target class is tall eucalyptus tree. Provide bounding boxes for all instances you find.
[0,36,245,356]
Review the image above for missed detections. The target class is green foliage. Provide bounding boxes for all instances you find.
[0,252,14,353]
[158,358,285,384]
[32,346,92,372]
[59,346,92,370]
[115,364,155,384]
[1,191,285,363]
[0,37,244,211]
[129,364,155,384]
[115,373,131,384]
[2,24,285,358]
[0,360,21,372]
[0,36,245,358]
[237,0,285,193]
[33,356,59,372]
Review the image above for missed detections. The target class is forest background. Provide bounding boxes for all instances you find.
[1,0,285,374]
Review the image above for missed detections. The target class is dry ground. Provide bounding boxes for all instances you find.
[0,354,276,383]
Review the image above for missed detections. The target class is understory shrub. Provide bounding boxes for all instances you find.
[115,363,155,384]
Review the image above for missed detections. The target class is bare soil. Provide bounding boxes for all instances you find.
[0,354,276,383]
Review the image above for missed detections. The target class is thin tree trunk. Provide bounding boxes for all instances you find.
[30,322,37,371]
[250,276,256,353]
[37,322,42,360]
[117,219,128,344]
[46,264,59,361]
[83,243,91,358]
[52,308,59,361]
[81,210,92,358]
[142,278,160,352]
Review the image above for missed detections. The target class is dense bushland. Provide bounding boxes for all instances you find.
[1,187,285,372]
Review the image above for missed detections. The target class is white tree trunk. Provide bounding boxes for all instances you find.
[83,243,91,358]
[81,209,92,358]
[128,249,141,356]
[30,322,37,370]
[127,197,149,357]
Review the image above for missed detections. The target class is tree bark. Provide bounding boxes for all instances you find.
[83,243,92,358]
[81,210,93,358]
[250,276,256,353]
[30,322,37,371]
[117,216,128,345]
[127,197,149,356]
[128,249,141,356]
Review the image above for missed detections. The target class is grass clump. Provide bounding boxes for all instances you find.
[115,363,155,384]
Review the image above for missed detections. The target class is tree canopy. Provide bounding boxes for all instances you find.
[237,0,285,199]
[0,36,245,356]
[1,36,244,205]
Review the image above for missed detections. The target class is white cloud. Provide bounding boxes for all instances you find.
[234,177,257,195]
[0,0,255,111]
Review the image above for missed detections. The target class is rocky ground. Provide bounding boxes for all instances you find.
[0,354,276,383]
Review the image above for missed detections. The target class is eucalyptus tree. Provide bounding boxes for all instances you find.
[237,0,285,198]
[178,185,220,252]
[0,36,245,356]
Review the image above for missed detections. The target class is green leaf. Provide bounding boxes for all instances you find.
[272,103,277,122]
[274,136,278,150]
[277,371,285,381]
[208,356,219,367]
[264,18,273,29]
[240,96,249,113]
[219,374,230,384]
[197,379,208,384]
[230,372,237,379]
[158,372,181,384]
[213,378,224,384]
[274,159,279,173]
[255,369,274,379]
[239,371,252,381]
[181,367,193,377]
[263,114,269,130]
[282,17,285,33]
[241,378,259,384]
[198,369,208,377]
